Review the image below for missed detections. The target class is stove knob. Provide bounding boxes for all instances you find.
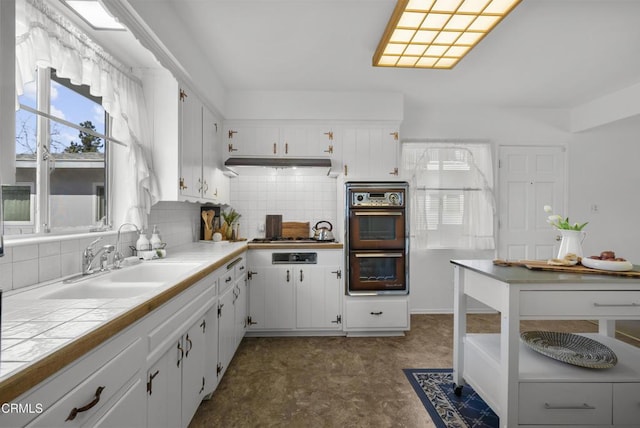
[389,193,400,205]
[356,195,364,202]
[291,254,300,262]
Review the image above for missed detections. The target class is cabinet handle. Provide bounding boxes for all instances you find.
[203,180,209,193]
[286,270,290,282]
[228,130,237,139]
[344,165,348,176]
[324,144,333,154]
[147,370,160,395]
[200,319,206,333]
[65,386,105,421]
[198,177,203,193]
[179,178,188,190]
[390,131,399,140]
[177,342,184,367]
[370,311,383,316]
[273,143,277,154]
[300,269,304,282]
[285,142,289,154]
[331,269,342,279]
[324,131,334,141]
[214,188,218,197]
[228,143,238,152]
[199,376,205,394]
[185,334,193,357]
[225,276,233,283]
[179,89,188,102]
[389,167,399,176]
[544,403,595,410]
[593,302,640,307]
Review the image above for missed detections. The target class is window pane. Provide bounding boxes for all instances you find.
[2,185,32,221]
[48,77,106,230]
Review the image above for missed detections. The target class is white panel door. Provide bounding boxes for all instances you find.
[498,146,565,260]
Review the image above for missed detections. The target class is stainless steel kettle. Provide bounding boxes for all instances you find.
[312,221,334,241]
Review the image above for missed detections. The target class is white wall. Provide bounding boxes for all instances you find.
[401,105,640,314]
[567,115,640,262]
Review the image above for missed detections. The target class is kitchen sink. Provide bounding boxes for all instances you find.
[39,262,201,299]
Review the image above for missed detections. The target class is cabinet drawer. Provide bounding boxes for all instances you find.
[613,383,640,425]
[27,338,145,428]
[519,291,640,317]
[345,298,408,329]
[518,382,612,425]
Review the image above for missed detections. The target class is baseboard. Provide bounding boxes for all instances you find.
[410,308,498,315]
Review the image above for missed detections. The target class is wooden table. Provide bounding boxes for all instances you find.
[451,260,640,428]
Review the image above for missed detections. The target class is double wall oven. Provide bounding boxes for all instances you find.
[345,182,409,295]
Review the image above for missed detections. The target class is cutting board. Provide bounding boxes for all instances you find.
[265,215,282,239]
[493,259,640,278]
[282,222,310,239]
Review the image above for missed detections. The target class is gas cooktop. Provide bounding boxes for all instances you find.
[250,237,335,243]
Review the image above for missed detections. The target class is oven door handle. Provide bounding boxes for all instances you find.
[354,211,402,216]
[354,253,403,258]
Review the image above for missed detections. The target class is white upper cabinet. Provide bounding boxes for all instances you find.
[144,68,228,204]
[223,121,337,159]
[341,125,400,179]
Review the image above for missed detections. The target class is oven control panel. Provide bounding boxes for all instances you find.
[350,191,404,207]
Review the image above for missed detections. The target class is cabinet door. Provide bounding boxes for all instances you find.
[181,318,208,428]
[248,266,295,330]
[296,266,342,329]
[211,168,230,205]
[91,378,146,428]
[217,286,236,380]
[280,126,308,157]
[201,107,218,202]
[233,276,248,350]
[179,87,203,199]
[204,306,219,396]
[147,341,182,428]
[341,127,399,178]
[305,126,337,158]
[224,125,255,157]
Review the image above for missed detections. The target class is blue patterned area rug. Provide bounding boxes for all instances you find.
[403,368,499,428]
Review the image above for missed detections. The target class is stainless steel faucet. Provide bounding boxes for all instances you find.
[82,237,115,275]
[113,223,141,269]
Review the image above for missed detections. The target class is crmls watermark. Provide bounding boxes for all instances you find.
[1,402,44,414]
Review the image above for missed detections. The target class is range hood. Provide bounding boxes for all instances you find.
[224,157,334,176]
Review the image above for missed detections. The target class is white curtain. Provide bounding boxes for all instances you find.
[14,0,158,228]
[402,142,496,250]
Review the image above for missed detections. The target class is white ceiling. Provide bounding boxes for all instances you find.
[93,0,640,111]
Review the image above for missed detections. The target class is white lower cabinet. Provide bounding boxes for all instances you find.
[343,296,409,333]
[24,338,145,428]
[217,255,248,380]
[247,249,343,333]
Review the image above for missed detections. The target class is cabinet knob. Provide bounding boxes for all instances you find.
[228,130,237,139]
[390,131,399,140]
[389,167,399,176]
[324,131,334,141]
[228,143,238,152]
[179,178,188,190]
[324,145,334,154]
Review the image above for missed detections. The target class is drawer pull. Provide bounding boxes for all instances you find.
[370,311,383,316]
[65,386,105,421]
[593,302,639,307]
[544,403,596,410]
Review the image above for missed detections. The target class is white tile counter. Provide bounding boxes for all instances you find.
[0,241,247,403]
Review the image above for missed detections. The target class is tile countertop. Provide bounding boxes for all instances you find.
[0,241,248,404]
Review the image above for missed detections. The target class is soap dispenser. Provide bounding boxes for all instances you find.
[136,229,150,254]
[150,225,162,249]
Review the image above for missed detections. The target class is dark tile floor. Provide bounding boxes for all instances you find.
[189,314,640,427]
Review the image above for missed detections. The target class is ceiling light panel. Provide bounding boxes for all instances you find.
[373,0,521,69]
[63,0,125,30]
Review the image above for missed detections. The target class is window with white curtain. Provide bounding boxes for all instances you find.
[402,142,496,250]
[9,0,159,235]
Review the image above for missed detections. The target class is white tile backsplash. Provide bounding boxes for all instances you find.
[229,174,338,239]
